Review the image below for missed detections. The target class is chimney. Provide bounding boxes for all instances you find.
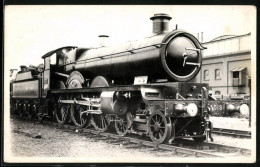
[150,13,172,34]
[201,32,203,43]
[98,35,109,47]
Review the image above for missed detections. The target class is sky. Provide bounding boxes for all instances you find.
[5,5,256,70]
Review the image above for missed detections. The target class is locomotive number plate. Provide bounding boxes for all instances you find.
[134,76,148,85]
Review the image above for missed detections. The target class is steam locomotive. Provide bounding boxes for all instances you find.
[10,13,214,144]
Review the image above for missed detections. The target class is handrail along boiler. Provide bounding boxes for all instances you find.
[11,13,213,143]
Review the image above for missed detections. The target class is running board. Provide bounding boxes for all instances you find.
[58,99,100,108]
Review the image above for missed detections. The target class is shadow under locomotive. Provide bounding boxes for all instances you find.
[10,13,215,144]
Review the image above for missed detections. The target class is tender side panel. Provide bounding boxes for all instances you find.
[12,80,40,98]
[15,71,33,81]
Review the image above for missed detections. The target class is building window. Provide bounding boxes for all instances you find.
[215,91,221,95]
[204,70,209,81]
[215,69,221,80]
[231,67,247,86]
[233,71,239,78]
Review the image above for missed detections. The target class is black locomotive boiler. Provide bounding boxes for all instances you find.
[10,13,213,144]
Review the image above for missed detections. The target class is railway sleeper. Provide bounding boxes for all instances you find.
[124,143,144,149]
[107,138,125,144]
[13,129,42,139]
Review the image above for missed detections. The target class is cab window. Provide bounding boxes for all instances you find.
[58,48,69,66]
[50,53,57,65]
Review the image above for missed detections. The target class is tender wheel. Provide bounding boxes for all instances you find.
[55,104,69,124]
[26,103,35,119]
[13,102,19,115]
[71,104,91,128]
[10,101,15,115]
[91,114,110,132]
[18,103,26,118]
[148,111,172,144]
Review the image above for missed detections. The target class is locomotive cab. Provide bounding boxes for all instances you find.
[41,49,61,96]
[41,46,77,95]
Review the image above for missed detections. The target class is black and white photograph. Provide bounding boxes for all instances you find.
[3,5,256,163]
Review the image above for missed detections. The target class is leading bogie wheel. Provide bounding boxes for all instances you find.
[148,110,172,144]
[115,117,129,136]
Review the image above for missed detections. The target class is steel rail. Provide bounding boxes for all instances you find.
[42,120,227,158]
[176,138,251,156]
[80,128,223,158]
[81,128,250,157]
[212,128,251,138]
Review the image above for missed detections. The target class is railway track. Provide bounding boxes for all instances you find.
[212,128,251,138]
[11,116,251,158]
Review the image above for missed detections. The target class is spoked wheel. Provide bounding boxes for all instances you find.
[26,103,35,119]
[115,117,129,136]
[148,111,172,144]
[115,112,132,136]
[54,95,70,124]
[70,104,91,128]
[13,102,19,115]
[91,114,110,132]
[55,104,69,124]
[10,101,15,115]
[18,103,26,118]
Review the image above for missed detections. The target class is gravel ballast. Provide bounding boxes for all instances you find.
[6,117,254,163]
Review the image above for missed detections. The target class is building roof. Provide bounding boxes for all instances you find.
[210,35,237,42]
[203,32,251,44]
[231,67,246,72]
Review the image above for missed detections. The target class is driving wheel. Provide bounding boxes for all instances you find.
[91,114,110,132]
[71,104,91,128]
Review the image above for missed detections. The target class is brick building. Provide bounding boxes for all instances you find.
[192,33,251,99]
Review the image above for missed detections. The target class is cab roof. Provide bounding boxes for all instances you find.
[41,46,77,58]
